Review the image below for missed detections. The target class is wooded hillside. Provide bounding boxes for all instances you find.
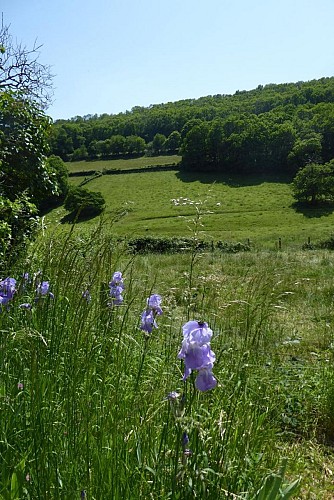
[50,77,334,176]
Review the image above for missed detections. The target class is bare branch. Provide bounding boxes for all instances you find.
[0,20,54,108]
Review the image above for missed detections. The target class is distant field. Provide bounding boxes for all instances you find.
[67,155,181,173]
[47,159,334,249]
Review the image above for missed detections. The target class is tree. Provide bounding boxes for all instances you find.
[0,22,56,266]
[152,133,166,155]
[125,135,146,155]
[164,131,181,153]
[0,91,53,204]
[0,20,53,108]
[181,122,209,170]
[292,162,334,203]
[287,135,322,172]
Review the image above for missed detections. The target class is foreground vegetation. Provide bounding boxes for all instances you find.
[2,223,334,498]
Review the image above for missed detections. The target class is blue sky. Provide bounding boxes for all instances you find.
[3,0,334,121]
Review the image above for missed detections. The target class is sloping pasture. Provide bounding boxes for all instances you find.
[48,164,334,249]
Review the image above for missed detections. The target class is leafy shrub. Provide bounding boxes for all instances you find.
[127,236,210,254]
[216,240,251,253]
[64,186,105,219]
[126,236,251,254]
[302,234,334,250]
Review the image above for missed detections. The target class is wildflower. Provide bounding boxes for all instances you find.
[147,294,163,314]
[80,490,86,499]
[195,367,217,392]
[166,391,181,401]
[109,271,124,305]
[140,294,163,333]
[36,281,54,299]
[181,432,192,462]
[140,309,157,334]
[0,277,16,308]
[17,382,24,390]
[178,320,217,392]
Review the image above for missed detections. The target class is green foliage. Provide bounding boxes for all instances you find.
[0,194,39,270]
[64,186,105,219]
[50,77,334,175]
[2,231,334,497]
[39,155,69,211]
[0,91,52,204]
[71,144,88,161]
[0,91,58,264]
[292,162,334,202]
[126,236,250,254]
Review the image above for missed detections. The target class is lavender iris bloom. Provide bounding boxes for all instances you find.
[140,309,157,334]
[140,294,163,333]
[195,367,217,392]
[147,294,163,315]
[0,277,17,310]
[109,271,124,305]
[178,320,217,392]
[36,281,54,299]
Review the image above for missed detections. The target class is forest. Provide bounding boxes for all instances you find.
[50,77,334,176]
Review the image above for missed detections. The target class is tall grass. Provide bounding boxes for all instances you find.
[2,223,334,498]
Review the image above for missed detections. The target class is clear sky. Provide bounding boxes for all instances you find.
[2,0,334,121]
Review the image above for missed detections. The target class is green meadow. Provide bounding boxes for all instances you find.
[3,157,334,498]
[47,157,334,250]
[67,155,181,173]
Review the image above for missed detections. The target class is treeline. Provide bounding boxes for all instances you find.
[50,77,334,175]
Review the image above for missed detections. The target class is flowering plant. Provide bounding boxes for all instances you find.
[178,320,217,392]
[109,271,124,306]
[140,294,162,333]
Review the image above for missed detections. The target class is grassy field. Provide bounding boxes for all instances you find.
[46,158,334,250]
[67,155,181,173]
[2,226,334,498]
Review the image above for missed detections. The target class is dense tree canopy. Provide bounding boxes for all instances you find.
[50,77,334,176]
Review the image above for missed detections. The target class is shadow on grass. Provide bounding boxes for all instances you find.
[292,201,334,218]
[175,168,294,187]
[60,211,100,224]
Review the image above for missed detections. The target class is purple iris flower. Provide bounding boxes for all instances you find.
[178,320,217,392]
[182,432,189,448]
[0,277,16,299]
[36,281,54,299]
[140,294,163,333]
[0,277,17,310]
[147,294,163,315]
[109,272,124,305]
[140,309,157,334]
[182,320,213,345]
[109,271,123,286]
[195,368,217,392]
[178,343,215,380]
